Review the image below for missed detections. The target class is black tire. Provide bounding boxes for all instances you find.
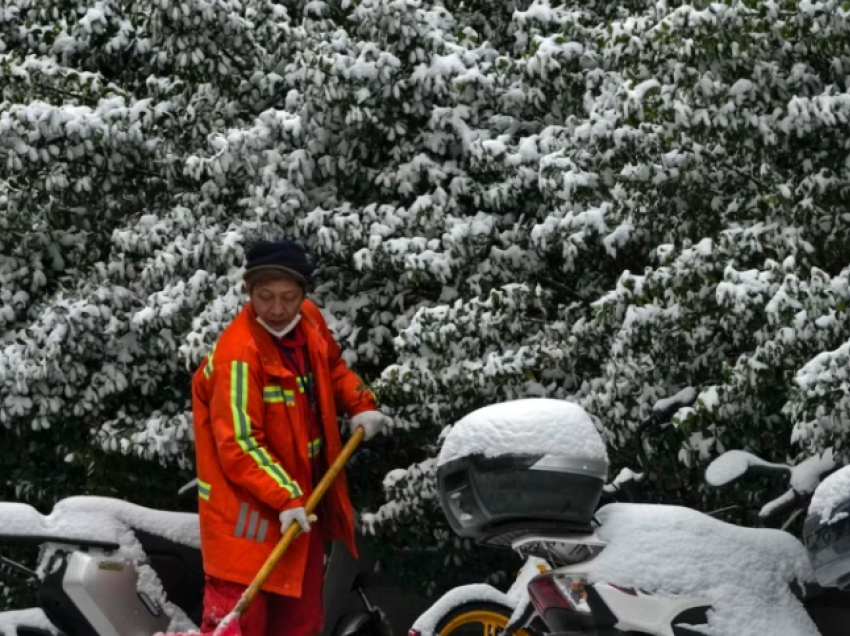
[16,628,62,636]
[331,610,393,636]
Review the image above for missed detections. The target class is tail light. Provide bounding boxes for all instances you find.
[527,571,591,615]
[408,630,421,636]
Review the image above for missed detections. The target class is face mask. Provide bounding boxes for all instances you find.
[257,314,301,339]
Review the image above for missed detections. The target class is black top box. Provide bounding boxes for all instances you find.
[436,399,610,545]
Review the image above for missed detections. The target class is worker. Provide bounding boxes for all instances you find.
[191,239,390,636]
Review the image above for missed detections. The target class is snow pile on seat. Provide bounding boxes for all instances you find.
[1,503,49,536]
[587,503,818,636]
[0,608,58,636]
[0,496,199,550]
[437,398,607,466]
[809,464,850,525]
[54,496,200,548]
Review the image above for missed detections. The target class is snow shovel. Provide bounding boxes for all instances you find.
[203,426,366,636]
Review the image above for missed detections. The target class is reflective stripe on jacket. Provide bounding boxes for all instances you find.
[191,299,378,597]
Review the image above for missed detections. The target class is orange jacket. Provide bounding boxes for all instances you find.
[191,299,377,597]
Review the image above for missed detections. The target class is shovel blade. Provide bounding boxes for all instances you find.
[212,614,242,636]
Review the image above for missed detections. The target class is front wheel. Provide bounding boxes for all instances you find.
[435,601,534,636]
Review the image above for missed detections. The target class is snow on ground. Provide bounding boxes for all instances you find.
[587,503,818,636]
[809,464,850,525]
[438,398,608,466]
[0,608,58,636]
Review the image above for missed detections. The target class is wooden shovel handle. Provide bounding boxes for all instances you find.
[233,426,365,616]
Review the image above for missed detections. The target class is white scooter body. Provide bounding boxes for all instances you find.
[525,451,850,636]
[409,526,713,636]
[593,584,711,636]
[514,529,713,636]
[541,554,713,636]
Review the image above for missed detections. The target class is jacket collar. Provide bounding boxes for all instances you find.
[243,300,327,379]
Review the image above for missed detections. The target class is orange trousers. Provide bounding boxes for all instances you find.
[200,526,325,636]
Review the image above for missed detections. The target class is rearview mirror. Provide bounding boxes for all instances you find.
[652,387,698,419]
[706,450,791,487]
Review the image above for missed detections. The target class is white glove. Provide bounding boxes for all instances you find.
[349,410,391,441]
[279,507,311,533]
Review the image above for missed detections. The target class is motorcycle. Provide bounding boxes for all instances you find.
[411,389,850,636]
[525,428,850,635]
[409,390,701,636]
[0,483,393,636]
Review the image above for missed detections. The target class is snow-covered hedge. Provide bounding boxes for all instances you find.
[4,0,850,596]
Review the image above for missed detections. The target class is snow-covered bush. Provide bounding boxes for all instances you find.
[4,0,850,600]
[361,0,850,584]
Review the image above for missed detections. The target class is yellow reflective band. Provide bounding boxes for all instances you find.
[204,341,218,378]
[283,389,295,407]
[198,479,211,501]
[308,438,323,459]
[262,386,285,403]
[296,377,305,394]
[230,362,302,498]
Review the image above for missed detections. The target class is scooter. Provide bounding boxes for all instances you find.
[525,429,850,635]
[409,390,702,636]
[0,484,392,636]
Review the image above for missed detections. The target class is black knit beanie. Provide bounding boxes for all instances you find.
[243,240,314,289]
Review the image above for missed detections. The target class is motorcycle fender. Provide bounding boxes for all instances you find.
[330,611,373,636]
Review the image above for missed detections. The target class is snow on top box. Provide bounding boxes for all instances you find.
[436,399,609,542]
[437,398,608,466]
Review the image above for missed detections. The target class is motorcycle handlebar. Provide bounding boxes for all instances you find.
[651,387,698,422]
[706,449,838,528]
[758,488,803,523]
